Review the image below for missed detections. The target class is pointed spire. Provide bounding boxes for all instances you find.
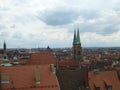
[73,29,77,45]
[4,40,6,48]
[3,40,6,54]
[76,27,80,44]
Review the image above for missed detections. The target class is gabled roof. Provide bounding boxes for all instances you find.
[1,65,59,90]
[29,52,56,65]
[88,70,120,90]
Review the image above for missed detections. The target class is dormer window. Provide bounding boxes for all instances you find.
[96,87,100,90]
[107,86,112,90]
[94,84,100,90]
[104,80,112,90]
[1,73,10,84]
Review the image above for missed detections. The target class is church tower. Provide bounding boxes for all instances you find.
[2,41,12,66]
[73,28,82,63]
[3,40,6,54]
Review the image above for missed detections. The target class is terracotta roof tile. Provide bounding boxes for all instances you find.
[29,52,56,65]
[1,65,59,90]
[88,71,120,90]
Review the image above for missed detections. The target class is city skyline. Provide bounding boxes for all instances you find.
[0,0,120,48]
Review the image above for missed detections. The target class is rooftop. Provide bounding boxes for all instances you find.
[88,70,120,90]
[29,52,56,65]
[1,65,59,90]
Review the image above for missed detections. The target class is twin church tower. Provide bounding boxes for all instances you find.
[73,28,82,63]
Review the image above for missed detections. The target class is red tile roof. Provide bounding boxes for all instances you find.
[1,65,59,90]
[29,52,56,65]
[88,70,120,90]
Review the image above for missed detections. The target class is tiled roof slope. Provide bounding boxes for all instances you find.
[57,69,88,90]
[29,52,56,65]
[1,65,59,90]
[88,70,120,90]
[57,60,79,70]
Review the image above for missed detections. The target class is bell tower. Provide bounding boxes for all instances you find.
[73,28,82,63]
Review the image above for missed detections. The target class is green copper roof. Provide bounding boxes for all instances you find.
[73,29,77,44]
[73,27,81,45]
[76,28,80,44]
[1,63,12,66]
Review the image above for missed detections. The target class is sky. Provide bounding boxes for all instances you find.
[0,0,120,48]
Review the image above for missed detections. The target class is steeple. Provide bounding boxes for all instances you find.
[3,40,6,54]
[0,40,12,66]
[73,29,77,45]
[76,28,80,44]
[72,27,82,64]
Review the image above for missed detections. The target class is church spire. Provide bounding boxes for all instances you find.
[3,40,6,54]
[72,27,82,64]
[2,40,12,66]
[73,29,77,45]
[76,28,80,44]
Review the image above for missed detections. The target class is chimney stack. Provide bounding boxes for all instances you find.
[35,66,40,84]
[50,64,56,74]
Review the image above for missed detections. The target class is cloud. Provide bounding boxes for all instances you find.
[0,24,7,30]
[81,31,120,47]
[36,8,79,26]
[73,9,120,35]
[0,0,120,48]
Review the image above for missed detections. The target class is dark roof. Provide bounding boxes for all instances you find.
[57,69,88,90]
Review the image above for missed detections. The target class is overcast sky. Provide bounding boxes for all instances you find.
[0,0,120,48]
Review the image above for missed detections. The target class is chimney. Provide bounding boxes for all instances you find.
[50,64,56,74]
[35,66,40,84]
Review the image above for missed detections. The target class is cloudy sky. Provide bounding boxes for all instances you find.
[0,0,120,48]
